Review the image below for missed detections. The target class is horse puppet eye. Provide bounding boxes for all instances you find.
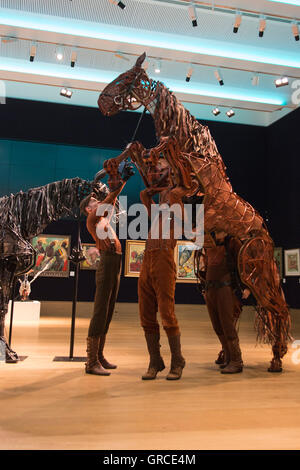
[114,95,123,106]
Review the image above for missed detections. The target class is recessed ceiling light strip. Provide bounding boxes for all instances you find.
[3,36,300,80]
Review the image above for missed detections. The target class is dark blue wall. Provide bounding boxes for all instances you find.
[267,107,300,308]
[0,98,298,307]
[0,138,145,207]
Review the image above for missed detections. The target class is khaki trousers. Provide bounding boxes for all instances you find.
[88,251,122,337]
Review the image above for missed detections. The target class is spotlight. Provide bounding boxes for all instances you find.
[60,88,72,98]
[259,16,266,37]
[186,66,193,82]
[56,47,63,61]
[233,12,242,33]
[154,60,161,74]
[292,22,299,41]
[226,109,235,118]
[214,69,224,86]
[109,0,126,9]
[188,3,197,27]
[252,75,259,86]
[275,77,289,88]
[70,50,77,68]
[212,108,220,116]
[30,43,36,62]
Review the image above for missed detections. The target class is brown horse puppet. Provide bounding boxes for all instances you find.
[97,52,291,373]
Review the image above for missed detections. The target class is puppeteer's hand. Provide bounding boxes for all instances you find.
[242,288,251,299]
[145,187,157,198]
[119,160,135,181]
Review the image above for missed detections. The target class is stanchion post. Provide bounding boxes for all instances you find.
[53,219,86,362]
[69,261,80,359]
[8,277,17,347]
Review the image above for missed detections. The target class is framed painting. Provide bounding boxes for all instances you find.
[284,248,300,276]
[175,241,198,283]
[80,244,101,270]
[124,240,146,277]
[30,234,71,277]
[274,247,283,279]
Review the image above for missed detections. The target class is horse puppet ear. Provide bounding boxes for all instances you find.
[135,52,146,68]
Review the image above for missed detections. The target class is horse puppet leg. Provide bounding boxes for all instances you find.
[238,234,291,372]
[0,259,19,363]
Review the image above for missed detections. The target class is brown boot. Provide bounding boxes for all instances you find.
[98,335,117,369]
[166,334,185,380]
[221,339,243,374]
[216,335,230,368]
[142,333,165,380]
[85,337,110,376]
[215,349,225,365]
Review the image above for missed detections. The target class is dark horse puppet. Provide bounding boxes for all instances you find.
[0,178,109,362]
[97,52,292,372]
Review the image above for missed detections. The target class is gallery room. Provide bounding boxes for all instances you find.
[0,0,299,453]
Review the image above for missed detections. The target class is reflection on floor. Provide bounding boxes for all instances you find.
[0,304,299,450]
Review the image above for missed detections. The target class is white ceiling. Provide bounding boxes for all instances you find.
[0,0,299,126]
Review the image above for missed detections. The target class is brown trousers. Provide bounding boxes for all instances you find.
[138,248,180,337]
[88,251,122,337]
[205,285,241,355]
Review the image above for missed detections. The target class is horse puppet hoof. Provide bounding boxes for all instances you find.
[0,337,19,363]
[268,367,283,373]
[268,359,283,373]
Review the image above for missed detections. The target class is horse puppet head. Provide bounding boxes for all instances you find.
[98,53,157,116]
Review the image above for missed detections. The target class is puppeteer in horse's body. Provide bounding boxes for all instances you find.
[97,52,291,373]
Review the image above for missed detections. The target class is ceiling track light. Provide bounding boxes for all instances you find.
[109,0,126,9]
[226,109,235,118]
[30,43,36,62]
[70,50,77,68]
[212,108,220,116]
[60,87,72,98]
[186,66,193,82]
[214,69,224,86]
[188,3,198,27]
[259,16,266,37]
[275,77,289,88]
[233,12,242,33]
[292,22,299,41]
[252,75,260,86]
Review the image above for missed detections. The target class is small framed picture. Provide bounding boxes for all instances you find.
[284,249,300,276]
[124,240,146,277]
[274,247,283,279]
[31,234,71,277]
[80,244,101,270]
[175,241,198,283]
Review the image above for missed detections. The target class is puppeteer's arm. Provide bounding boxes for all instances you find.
[140,188,156,218]
[102,181,126,206]
[228,237,251,299]
[97,181,127,224]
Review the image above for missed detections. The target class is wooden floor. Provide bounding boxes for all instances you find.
[0,303,300,450]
